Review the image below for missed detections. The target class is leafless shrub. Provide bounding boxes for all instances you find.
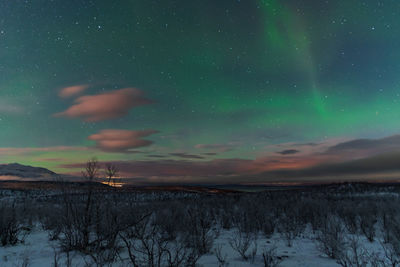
[381,214,400,245]
[340,205,359,235]
[249,241,258,264]
[214,244,229,267]
[359,216,376,243]
[21,256,30,267]
[0,202,28,246]
[87,196,123,265]
[277,213,304,247]
[336,237,369,267]
[261,215,275,238]
[153,201,185,241]
[64,250,73,267]
[380,239,400,267]
[262,243,282,267]
[368,252,384,267]
[119,212,199,267]
[380,201,397,244]
[228,230,256,261]
[186,204,215,255]
[219,205,234,230]
[232,210,254,234]
[41,205,62,241]
[164,239,193,267]
[14,251,30,267]
[119,213,161,267]
[234,196,266,234]
[52,248,60,267]
[166,249,187,267]
[359,203,377,242]
[316,215,346,259]
[59,194,91,251]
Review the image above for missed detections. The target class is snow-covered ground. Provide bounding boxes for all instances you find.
[0,183,397,266]
[0,225,386,266]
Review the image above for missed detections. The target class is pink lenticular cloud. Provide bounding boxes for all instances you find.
[88,129,159,153]
[54,88,152,122]
[59,85,89,98]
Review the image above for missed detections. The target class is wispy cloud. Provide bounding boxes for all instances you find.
[169,153,204,159]
[195,143,234,153]
[0,146,90,156]
[55,88,152,122]
[28,134,400,184]
[0,102,24,114]
[59,85,89,98]
[276,149,300,155]
[252,151,400,182]
[147,154,167,158]
[88,129,159,153]
[326,135,400,156]
[60,158,263,178]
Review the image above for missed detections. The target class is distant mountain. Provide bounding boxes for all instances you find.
[0,163,57,179]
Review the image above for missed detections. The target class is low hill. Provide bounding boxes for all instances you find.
[0,163,57,180]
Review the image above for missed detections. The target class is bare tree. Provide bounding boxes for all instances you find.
[316,215,346,260]
[82,158,99,250]
[228,230,256,261]
[105,163,118,186]
[82,158,99,182]
[59,158,101,252]
[336,237,369,267]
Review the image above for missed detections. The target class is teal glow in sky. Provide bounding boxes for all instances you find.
[2,0,400,184]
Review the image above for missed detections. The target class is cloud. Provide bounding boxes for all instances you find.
[255,151,400,181]
[60,158,261,178]
[58,151,400,184]
[54,88,152,122]
[59,85,89,98]
[34,158,67,162]
[327,135,400,154]
[88,129,159,153]
[261,135,400,181]
[276,149,300,155]
[0,146,90,156]
[240,135,400,182]
[195,143,234,153]
[58,154,329,184]
[0,102,24,114]
[292,142,320,147]
[147,154,167,158]
[169,153,204,159]
[58,134,400,184]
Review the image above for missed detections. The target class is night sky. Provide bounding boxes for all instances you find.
[2,0,400,184]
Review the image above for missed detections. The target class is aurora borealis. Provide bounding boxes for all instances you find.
[2,0,400,184]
